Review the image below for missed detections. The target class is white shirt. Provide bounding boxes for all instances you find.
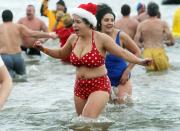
[0,56,4,67]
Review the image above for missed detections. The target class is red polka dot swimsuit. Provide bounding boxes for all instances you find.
[70,31,111,99]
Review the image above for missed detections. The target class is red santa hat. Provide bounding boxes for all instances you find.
[71,3,97,27]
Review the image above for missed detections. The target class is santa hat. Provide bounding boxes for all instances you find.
[71,3,97,27]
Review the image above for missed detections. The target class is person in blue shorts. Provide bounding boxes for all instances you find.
[0,10,57,78]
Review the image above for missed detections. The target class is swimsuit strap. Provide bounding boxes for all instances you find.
[115,31,121,46]
[92,30,96,48]
[72,36,79,49]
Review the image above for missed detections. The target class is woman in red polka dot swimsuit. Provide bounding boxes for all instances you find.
[34,3,152,119]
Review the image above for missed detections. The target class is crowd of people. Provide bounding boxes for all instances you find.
[0,0,176,119]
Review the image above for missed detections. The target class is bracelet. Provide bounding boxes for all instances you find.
[43,48,48,54]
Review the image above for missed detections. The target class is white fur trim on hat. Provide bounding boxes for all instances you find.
[71,8,97,27]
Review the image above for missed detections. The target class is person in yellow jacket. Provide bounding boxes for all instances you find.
[40,0,67,31]
[134,2,175,71]
[172,7,180,38]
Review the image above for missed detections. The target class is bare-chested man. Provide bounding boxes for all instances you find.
[134,2,175,71]
[18,5,48,56]
[115,4,139,39]
[0,10,56,78]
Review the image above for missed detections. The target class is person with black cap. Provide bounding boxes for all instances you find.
[40,0,67,31]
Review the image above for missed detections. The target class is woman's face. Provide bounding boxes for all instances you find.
[101,13,115,34]
[72,14,89,36]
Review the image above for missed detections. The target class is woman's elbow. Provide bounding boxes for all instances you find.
[136,48,141,57]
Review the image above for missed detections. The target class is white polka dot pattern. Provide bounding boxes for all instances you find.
[74,75,111,99]
[70,31,105,68]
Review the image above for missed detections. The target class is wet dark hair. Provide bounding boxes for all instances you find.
[96,4,115,31]
[147,2,159,16]
[56,0,67,13]
[82,18,94,29]
[157,11,161,18]
[121,4,130,16]
[2,9,13,22]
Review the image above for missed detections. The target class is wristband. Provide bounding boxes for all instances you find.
[43,48,48,54]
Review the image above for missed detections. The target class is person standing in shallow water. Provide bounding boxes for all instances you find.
[115,4,139,39]
[0,10,57,78]
[34,3,152,118]
[96,4,141,104]
[0,56,12,110]
[134,2,175,71]
[18,4,48,56]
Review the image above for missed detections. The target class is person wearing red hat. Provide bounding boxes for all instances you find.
[34,3,152,118]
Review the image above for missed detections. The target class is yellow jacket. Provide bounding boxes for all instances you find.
[40,0,64,31]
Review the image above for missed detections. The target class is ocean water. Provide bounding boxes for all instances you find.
[0,0,180,131]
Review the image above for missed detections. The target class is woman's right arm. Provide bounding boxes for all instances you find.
[34,34,76,59]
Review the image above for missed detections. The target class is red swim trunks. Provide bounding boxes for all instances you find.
[74,75,111,100]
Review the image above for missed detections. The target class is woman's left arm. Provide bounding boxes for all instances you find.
[102,33,151,66]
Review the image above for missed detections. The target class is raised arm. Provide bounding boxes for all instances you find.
[0,64,12,110]
[40,0,49,17]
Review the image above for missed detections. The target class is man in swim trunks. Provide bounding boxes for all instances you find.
[0,10,57,78]
[18,5,48,56]
[0,56,12,110]
[134,2,175,71]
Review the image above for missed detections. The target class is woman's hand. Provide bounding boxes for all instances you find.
[33,40,44,51]
[48,32,58,39]
[139,58,153,66]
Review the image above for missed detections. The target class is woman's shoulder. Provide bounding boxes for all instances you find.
[94,30,109,40]
[94,30,115,45]
[67,33,78,42]
[62,33,78,47]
